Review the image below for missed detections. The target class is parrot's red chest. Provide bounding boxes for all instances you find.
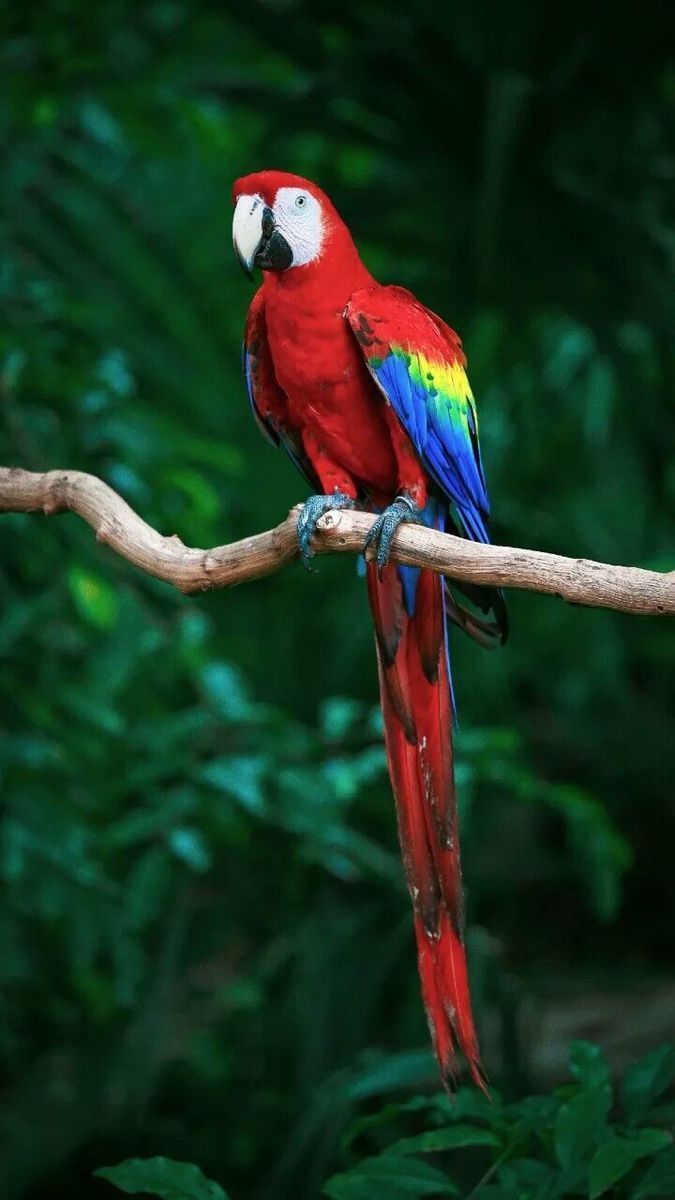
[263,288,398,498]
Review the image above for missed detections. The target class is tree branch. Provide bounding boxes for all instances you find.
[1,466,673,616]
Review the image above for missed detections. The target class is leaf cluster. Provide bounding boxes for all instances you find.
[94,1043,675,1200]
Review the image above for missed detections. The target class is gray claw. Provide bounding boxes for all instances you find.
[296,492,355,570]
[364,495,421,572]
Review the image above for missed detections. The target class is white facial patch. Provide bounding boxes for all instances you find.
[273,187,324,267]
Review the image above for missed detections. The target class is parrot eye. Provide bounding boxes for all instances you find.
[295,195,307,209]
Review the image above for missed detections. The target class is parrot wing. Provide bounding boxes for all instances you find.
[243,288,319,489]
[346,284,490,545]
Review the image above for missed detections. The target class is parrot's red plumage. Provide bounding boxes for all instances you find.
[232,170,506,1090]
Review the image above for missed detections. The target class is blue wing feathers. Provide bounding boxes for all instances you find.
[372,356,490,540]
[348,288,493,551]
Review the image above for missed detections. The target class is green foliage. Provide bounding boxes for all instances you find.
[620,1046,675,1125]
[95,1158,228,1200]
[1,2,674,1199]
[323,1042,675,1200]
[95,1043,675,1200]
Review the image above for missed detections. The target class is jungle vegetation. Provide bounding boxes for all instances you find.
[2,2,674,1197]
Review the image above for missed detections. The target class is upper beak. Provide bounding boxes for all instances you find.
[232,195,293,277]
[232,195,265,278]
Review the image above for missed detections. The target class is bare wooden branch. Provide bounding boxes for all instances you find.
[1,466,673,616]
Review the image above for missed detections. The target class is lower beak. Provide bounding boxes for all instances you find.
[232,197,293,277]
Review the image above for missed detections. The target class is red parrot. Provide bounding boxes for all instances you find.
[232,171,506,1089]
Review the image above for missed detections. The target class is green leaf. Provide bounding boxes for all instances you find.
[125,846,172,929]
[164,466,220,524]
[634,1146,675,1197]
[94,1157,228,1200]
[385,1125,500,1155]
[68,566,120,629]
[320,696,365,739]
[504,1093,561,1137]
[199,663,252,721]
[197,756,268,815]
[497,1157,555,1191]
[620,1045,675,1122]
[448,1087,501,1122]
[342,1102,413,1151]
[588,1131,672,1198]
[106,790,198,849]
[167,826,212,873]
[323,1155,456,1198]
[569,1041,612,1093]
[554,1084,611,1170]
[347,1051,437,1101]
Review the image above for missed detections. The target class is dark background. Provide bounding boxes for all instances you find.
[1,2,674,1197]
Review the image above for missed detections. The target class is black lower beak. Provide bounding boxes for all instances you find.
[254,207,293,272]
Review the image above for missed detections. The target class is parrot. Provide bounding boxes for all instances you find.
[232,170,507,1090]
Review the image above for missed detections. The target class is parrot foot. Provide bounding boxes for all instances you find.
[296,492,356,571]
[364,495,422,573]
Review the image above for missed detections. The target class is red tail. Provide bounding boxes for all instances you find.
[367,561,485,1091]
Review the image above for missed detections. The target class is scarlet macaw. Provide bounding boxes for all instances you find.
[232,171,507,1089]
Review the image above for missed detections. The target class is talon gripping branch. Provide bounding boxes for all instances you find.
[232,171,507,1090]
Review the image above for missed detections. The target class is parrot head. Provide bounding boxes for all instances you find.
[232,171,350,278]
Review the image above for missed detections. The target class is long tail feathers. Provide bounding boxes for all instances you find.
[367,561,486,1092]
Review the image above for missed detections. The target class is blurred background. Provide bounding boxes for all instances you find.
[1,2,674,1198]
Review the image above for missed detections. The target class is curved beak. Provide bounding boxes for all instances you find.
[232,195,293,278]
[232,195,263,278]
